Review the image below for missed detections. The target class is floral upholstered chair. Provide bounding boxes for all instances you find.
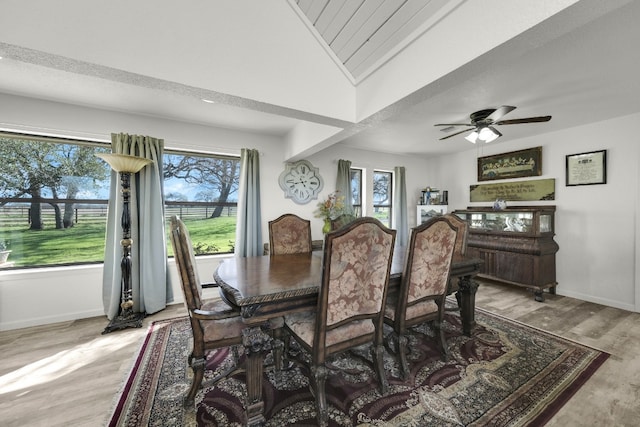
[268,213,312,255]
[384,216,458,379]
[283,217,396,426]
[442,213,469,311]
[169,215,247,405]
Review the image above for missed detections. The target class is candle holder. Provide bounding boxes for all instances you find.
[97,153,152,334]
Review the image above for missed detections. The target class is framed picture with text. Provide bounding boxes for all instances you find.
[477,146,542,181]
[565,150,607,186]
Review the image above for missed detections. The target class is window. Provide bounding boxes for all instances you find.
[163,152,239,256]
[373,170,392,228]
[350,168,362,217]
[0,133,239,269]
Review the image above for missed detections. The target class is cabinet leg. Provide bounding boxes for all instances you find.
[534,290,545,302]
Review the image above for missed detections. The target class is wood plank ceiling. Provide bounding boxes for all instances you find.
[293,0,453,81]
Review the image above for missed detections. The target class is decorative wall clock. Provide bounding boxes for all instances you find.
[278,159,324,204]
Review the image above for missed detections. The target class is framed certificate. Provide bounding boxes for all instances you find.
[565,150,607,186]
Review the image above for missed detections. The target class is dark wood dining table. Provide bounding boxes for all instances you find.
[214,247,482,426]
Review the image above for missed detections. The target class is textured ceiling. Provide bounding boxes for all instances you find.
[293,0,455,81]
[0,0,638,160]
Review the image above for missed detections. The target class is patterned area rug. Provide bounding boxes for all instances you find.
[108,306,609,426]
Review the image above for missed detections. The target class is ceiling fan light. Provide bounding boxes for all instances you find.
[465,131,479,143]
[483,131,500,143]
[478,126,499,142]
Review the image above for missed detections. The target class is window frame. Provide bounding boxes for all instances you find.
[0,132,240,270]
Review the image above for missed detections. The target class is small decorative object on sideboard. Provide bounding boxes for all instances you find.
[0,240,11,264]
[493,199,507,210]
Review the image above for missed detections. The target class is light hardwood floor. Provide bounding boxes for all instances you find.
[1,282,639,426]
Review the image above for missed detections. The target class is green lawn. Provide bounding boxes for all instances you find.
[0,216,236,268]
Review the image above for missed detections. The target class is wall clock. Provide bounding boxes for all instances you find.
[278,159,324,204]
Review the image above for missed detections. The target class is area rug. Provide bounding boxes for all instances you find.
[108,306,609,426]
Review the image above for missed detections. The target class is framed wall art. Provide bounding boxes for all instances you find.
[470,178,555,202]
[565,150,607,186]
[477,146,542,182]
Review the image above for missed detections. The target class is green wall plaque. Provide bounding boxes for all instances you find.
[470,178,555,202]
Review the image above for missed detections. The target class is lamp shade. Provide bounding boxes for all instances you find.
[96,153,152,173]
[478,127,500,143]
[465,131,479,144]
[466,126,501,144]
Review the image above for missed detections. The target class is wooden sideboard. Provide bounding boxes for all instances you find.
[453,206,559,301]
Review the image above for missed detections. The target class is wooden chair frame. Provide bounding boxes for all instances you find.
[284,217,396,426]
[443,213,469,309]
[169,215,246,405]
[385,216,459,379]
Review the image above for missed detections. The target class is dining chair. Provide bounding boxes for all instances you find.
[268,213,312,255]
[384,216,459,379]
[443,213,469,310]
[169,215,248,405]
[283,217,396,426]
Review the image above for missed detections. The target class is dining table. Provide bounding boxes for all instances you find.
[214,247,482,426]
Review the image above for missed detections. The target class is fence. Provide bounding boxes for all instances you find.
[0,201,237,229]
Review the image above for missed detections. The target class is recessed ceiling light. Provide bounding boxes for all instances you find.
[201,99,216,104]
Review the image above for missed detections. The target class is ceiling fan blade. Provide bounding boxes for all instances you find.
[434,123,473,127]
[439,128,475,140]
[495,115,552,125]
[486,105,516,122]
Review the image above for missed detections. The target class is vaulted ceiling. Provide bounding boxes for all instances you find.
[0,0,638,160]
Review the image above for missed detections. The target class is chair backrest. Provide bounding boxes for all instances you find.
[169,215,203,312]
[317,217,396,343]
[443,213,468,261]
[401,216,458,309]
[268,214,312,255]
[330,213,357,231]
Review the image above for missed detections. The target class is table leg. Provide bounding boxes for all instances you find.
[242,326,272,427]
[457,276,480,336]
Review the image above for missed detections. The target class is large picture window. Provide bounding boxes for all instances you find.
[0,133,239,269]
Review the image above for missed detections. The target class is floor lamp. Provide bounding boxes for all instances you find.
[97,153,152,334]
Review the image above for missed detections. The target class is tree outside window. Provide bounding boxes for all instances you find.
[373,170,392,228]
[0,134,239,269]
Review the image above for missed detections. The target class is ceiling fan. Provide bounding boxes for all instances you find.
[435,106,551,143]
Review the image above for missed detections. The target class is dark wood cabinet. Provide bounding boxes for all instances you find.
[453,206,559,301]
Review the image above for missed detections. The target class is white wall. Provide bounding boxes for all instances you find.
[1,95,638,330]
[0,95,432,330]
[427,113,640,312]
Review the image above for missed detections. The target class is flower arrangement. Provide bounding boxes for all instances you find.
[0,240,8,251]
[314,191,345,221]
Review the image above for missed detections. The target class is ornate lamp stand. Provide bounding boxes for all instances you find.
[97,153,152,334]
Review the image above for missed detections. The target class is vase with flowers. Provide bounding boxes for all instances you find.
[314,191,346,234]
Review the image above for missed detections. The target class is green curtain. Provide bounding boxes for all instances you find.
[235,148,263,257]
[102,133,172,320]
[336,159,354,215]
[394,166,408,246]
